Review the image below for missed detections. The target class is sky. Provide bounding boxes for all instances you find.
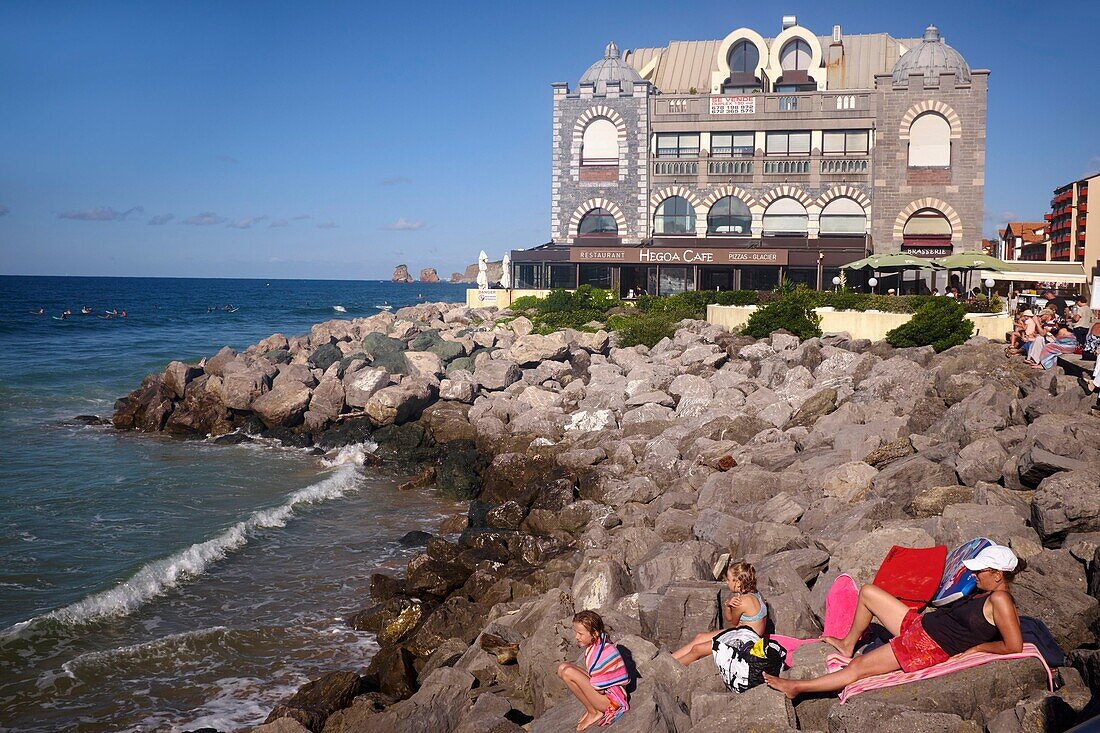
[1,0,1098,280]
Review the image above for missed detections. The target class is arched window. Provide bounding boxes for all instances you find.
[707,196,752,235]
[908,113,950,167]
[654,196,696,235]
[728,40,759,74]
[581,118,618,166]
[903,208,952,242]
[578,208,618,236]
[819,197,867,235]
[762,197,807,235]
[780,39,811,71]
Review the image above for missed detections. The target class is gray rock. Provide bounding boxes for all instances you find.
[691,683,796,731]
[475,360,522,391]
[1031,470,1100,544]
[364,380,435,426]
[403,351,444,382]
[309,342,343,372]
[361,332,407,356]
[204,346,238,377]
[219,364,273,410]
[870,456,958,505]
[1012,549,1100,651]
[251,382,312,428]
[827,700,981,733]
[343,367,390,408]
[571,557,633,612]
[163,360,202,399]
[438,378,476,403]
[955,436,1008,486]
[816,461,879,503]
[507,333,569,366]
[310,376,345,419]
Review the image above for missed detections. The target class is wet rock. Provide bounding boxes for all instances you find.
[264,670,362,732]
[112,374,175,432]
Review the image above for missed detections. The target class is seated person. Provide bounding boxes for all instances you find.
[556,610,630,730]
[673,561,767,665]
[1032,327,1079,370]
[765,545,1022,699]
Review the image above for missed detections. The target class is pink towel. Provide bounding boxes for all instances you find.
[582,635,630,725]
[824,642,1053,704]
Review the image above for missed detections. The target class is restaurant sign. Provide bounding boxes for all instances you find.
[901,242,953,258]
[570,246,788,266]
[709,95,756,115]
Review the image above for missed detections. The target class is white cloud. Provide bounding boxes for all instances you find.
[227,215,269,229]
[386,217,424,231]
[268,218,289,228]
[59,205,143,221]
[147,213,174,225]
[182,212,226,226]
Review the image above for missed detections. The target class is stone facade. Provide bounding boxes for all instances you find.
[871,70,988,253]
[551,81,651,244]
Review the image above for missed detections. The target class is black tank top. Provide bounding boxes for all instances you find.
[921,593,1001,656]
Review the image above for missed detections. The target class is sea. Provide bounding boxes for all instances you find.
[0,276,471,733]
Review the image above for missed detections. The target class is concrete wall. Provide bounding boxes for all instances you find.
[707,303,1012,341]
[465,289,551,309]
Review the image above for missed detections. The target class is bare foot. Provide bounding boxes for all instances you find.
[764,672,800,699]
[820,635,855,658]
[577,710,603,731]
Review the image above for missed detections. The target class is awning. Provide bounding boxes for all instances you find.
[979,261,1087,284]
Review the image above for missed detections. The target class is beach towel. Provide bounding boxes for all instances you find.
[824,643,1053,704]
[872,545,947,610]
[582,635,630,725]
[772,574,860,664]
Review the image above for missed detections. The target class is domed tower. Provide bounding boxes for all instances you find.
[870,23,987,262]
[548,42,652,248]
[891,25,971,85]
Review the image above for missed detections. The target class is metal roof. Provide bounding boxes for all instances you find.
[891,26,971,84]
[622,32,922,93]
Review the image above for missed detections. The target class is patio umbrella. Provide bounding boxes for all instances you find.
[932,252,1005,292]
[841,253,889,270]
[871,254,944,294]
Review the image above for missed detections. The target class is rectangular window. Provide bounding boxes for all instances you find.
[549,264,576,290]
[710,132,754,157]
[740,266,779,291]
[823,130,869,155]
[658,266,692,295]
[656,133,700,158]
[766,131,810,156]
[514,264,541,289]
[578,264,612,289]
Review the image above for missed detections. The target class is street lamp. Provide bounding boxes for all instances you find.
[984,277,995,300]
[831,276,841,292]
[868,277,878,294]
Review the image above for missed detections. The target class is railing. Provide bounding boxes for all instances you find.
[655,149,700,159]
[654,160,698,175]
[707,160,753,175]
[709,146,755,157]
[821,158,869,174]
[652,91,873,120]
[764,159,810,174]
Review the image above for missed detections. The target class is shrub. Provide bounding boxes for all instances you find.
[609,312,679,348]
[819,289,867,311]
[885,297,974,352]
[743,285,822,340]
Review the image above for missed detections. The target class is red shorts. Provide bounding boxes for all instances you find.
[888,609,950,672]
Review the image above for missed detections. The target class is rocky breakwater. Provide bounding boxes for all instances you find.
[115,311,1100,733]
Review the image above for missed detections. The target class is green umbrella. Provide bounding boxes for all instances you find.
[842,253,889,270]
[932,252,1006,271]
[872,253,944,271]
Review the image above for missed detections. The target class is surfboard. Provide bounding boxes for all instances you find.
[932,537,993,607]
[872,545,947,611]
[823,573,860,639]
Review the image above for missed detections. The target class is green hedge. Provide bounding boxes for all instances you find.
[885,297,974,352]
[743,285,822,340]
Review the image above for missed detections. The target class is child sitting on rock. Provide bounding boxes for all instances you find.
[673,560,768,665]
[556,610,630,730]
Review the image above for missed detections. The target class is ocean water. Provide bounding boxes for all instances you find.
[0,276,470,732]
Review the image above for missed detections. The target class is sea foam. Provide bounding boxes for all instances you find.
[5,464,360,633]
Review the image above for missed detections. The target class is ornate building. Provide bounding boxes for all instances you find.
[511,18,988,296]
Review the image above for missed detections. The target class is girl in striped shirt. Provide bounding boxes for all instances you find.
[556,610,631,730]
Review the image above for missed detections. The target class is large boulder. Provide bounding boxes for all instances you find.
[1011,549,1100,651]
[344,367,390,409]
[364,380,435,426]
[343,668,475,733]
[309,343,343,372]
[362,332,406,356]
[264,670,362,732]
[251,382,312,428]
[163,360,202,398]
[955,436,1008,486]
[220,363,274,410]
[403,351,444,382]
[507,333,569,366]
[309,376,345,419]
[1031,470,1100,545]
[475,360,522,391]
[827,699,981,733]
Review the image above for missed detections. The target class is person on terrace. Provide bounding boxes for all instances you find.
[673,561,767,665]
[1031,326,1079,370]
[764,545,1022,699]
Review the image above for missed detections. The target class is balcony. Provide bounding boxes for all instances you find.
[651,91,872,122]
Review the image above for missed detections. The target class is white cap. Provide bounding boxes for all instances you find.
[962,545,1018,573]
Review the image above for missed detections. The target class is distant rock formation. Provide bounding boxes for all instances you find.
[391,265,414,283]
[450,260,503,284]
[419,268,440,283]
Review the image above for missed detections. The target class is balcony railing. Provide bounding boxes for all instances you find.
[652,91,872,119]
[707,160,753,175]
[764,159,810,174]
[654,160,698,175]
[821,158,869,174]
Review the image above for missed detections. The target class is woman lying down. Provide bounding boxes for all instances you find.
[765,545,1023,698]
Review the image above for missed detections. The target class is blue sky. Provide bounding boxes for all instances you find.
[1,0,1097,280]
